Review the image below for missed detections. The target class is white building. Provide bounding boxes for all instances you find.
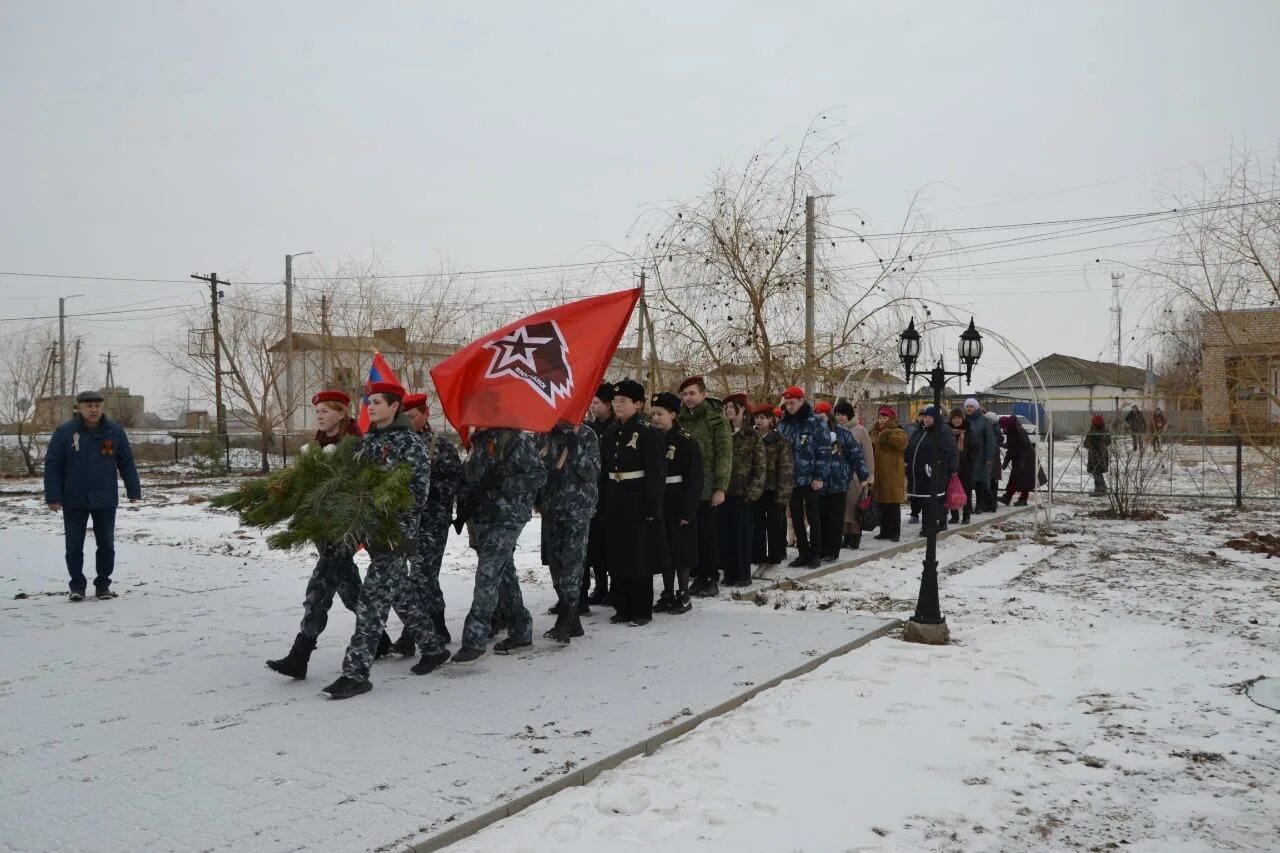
[988,354,1153,433]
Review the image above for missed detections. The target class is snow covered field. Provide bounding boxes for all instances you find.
[0,481,888,853]
[3,474,1277,852]
[446,500,1280,853]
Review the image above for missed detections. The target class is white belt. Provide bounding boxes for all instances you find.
[609,471,645,481]
[665,475,683,484]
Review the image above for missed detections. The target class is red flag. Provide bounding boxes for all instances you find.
[431,288,640,441]
[356,352,402,433]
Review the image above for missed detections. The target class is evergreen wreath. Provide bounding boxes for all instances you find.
[210,436,415,551]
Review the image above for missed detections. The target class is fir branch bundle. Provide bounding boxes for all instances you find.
[210,436,415,551]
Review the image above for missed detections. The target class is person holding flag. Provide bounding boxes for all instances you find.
[430,288,640,658]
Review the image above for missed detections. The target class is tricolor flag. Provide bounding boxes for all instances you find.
[356,352,402,433]
[431,288,640,443]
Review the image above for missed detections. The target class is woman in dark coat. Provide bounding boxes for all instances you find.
[948,407,975,525]
[1083,414,1111,496]
[905,405,957,536]
[649,392,702,614]
[600,379,667,626]
[998,415,1036,505]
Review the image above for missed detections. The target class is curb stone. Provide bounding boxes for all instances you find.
[405,618,900,853]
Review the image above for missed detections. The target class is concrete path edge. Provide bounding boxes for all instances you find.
[404,618,902,853]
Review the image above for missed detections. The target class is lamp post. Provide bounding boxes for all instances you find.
[897,317,984,645]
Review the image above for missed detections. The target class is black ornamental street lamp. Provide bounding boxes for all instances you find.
[897,317,984,644]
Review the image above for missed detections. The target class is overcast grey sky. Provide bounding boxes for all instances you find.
[3,1,1279,409]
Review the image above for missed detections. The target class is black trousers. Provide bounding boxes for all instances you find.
[695,500,720,582]
[751,491,788,564]
[789,487,822,559]
[612,574,652,622]
[818,492,848,559]
[877,502,902,541]
[718,494,753,584]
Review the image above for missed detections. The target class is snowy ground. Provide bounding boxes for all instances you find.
[0,480,889,853]
[445,498,1280,853]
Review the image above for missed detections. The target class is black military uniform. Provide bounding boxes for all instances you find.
[651,391,702,614]
[584,383,616,607]
[600,379,667,625]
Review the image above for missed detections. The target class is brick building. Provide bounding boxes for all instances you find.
[1201,307,1280,433]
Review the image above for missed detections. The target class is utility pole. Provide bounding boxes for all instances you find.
[191,273,227,438]
[101,351,115,387]
[58,297,66,402]
[635,269,647,379]
[71,338,82,392]
[284,251,312,432]
[804,195,816,398]
[320,293,331,386]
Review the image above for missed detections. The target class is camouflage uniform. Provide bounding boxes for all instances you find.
[297,543,362,641]
[339,414,445,682]
[819,421,869,560]
[752,427,793,565]
[413,430,466,633]
[538,423,601,616]
[460,428,547,651]
[720,425,765,585]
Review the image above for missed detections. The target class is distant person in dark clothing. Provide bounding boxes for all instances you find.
[43,390,142,601]
[1124,405,1147,452]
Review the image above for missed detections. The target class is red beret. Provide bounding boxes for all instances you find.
[678,376,705,392]
[724,392,749,409]
[781,386,805,400]
[814,400,833,414]
[367,380,405,398]
[402,393,428,413]
[1091,414,1105,427]
[773,406,784,419]
[878,406,897,419]
[311,390,350,407]
[751,403,776,418]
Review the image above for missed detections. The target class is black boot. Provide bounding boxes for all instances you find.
[410,648,451,675]
[962,508,971,524]
[432,610,451,645]
[998,493,1012,506]
[950,510,960,524]
[849,534,861,550]
[374,631,393,659]
[321,675,371,700]
[390,631,416,657]
[266,634,316,679]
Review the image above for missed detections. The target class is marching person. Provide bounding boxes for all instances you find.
[720,393,765,587]
[1084,414,1112,496]
[777,386,830,570]
[906,405,957,538]
[870,406,908,543]
[677,377,731,597]
[964,398,999,513]
[649,392,701,614]
[538,419,601,643]
[267,390,394,678]
[584,383,616,607]
[455,425,548,662]
[390,393,466,654]
[751,404,793,574]
[834,401,873,551]
[816,400,867,563]
[44,390,141,601]
[323,381,449,700]
[601,379,666,626]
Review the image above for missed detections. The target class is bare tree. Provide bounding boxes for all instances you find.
[0,326,58,476]
[636,122,936,400]
[1144,147,1279,455]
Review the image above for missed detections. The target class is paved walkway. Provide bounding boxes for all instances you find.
[0,520,890,853]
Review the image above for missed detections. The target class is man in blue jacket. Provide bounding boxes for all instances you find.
[43,391,142,601]
[777,386,830,570]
